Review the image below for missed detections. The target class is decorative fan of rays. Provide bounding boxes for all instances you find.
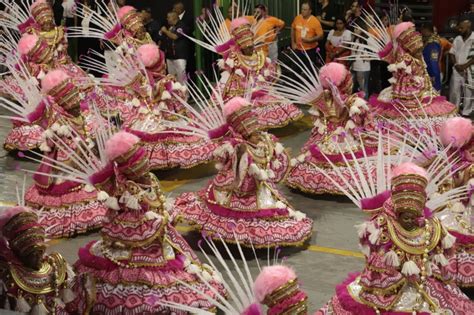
[388,0,400,25]
[181,0,273,53]
[262,50,322,106]
[67,1,119,39]
[14,174,28,207]
[159,233,285,315]
[0,55,49,123]
[370,99,468,211]
[0,0,34,31]
[79,48,150,94]
[309,125,466,211]
[158,71,227,140]
[0,27,22,73]
[338,7,392,61]
[21,101,115,185]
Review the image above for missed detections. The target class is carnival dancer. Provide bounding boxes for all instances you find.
[0,55,49,152]
[79,43,218,170]
[1,0,90,81]
[182,7,303,130]
[70,3,153,51]
[166,81,312,247]
[340,13,457,131]
[24,69,108,238]
[267,59,376,195]
[318,164,474,314]
[373,109,474,289]
[24,120,227,313]
[395,116,474,288]
[0,205,75,314]
[307,130,474,314]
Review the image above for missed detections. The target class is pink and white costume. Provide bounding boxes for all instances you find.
[355,21,457,131]
[175,97,313,248]
[25,70,108,238]
[68,131,225,314]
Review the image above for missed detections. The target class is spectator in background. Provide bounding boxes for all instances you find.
[173,1,194,33]
[291,1,324,66]
[317,0,337,61]
[173,1,195,81]
[421,23,442,92]
[325,17,351,66]
[434,26,452,82]
[351,21,370,99]
[345,1,361,31]
[161,11,189,84]
[368,11,391,94]
[399,6,414,23]
[449,19,474,116]
[49,0,64,26]
[142,7,161,44]
[254,4,285,61]
[63,0,77,61]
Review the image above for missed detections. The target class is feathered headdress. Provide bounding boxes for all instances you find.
[159,235,308,314]
[0,49,51,124]
[336,8,393,62]
[0,0,39,33]
[67,1,120,41]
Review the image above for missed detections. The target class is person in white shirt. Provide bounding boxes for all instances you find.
[449,19,474,116]
[350,25,370,99]
[325,17,352,66]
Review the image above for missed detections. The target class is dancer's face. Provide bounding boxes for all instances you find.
[241,45,254,56]
[397,211,419,231]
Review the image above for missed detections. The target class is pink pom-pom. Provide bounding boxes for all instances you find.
[117,6,136,20]
[230,17,251,31]
[393,22,415,39]
[105,131,140,161]
[41,69,69,93]
[223,97,249,118]
[0,206,30,229]
[137,44,161,67]
[30,0,47,11]
[440,117,473,148]
[18,34,39,56]
[320,62,348,88]
[391,162,428,180]
[253,265,297,303]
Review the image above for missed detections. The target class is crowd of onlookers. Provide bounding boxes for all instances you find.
[4,0,474,117]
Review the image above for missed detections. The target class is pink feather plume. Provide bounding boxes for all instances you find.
[230,17,251,31]
[41,69,69,93]
[137,44,161,67]
[253,265,297,303]
[393,22,415,39]
[30,0,47,11]
[320,62,347,88]
[105,131,140,161]
[391,162,428,180]
[117,6,136,21]
[223,97,249,118]
[18,34,39,56]
[440,117,473,148]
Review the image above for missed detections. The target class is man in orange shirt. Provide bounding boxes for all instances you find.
[254,4,285,61]
[291,1,324,65]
